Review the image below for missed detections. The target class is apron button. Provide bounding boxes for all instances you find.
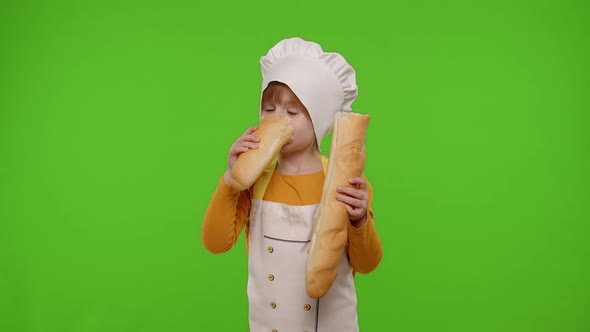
[304,303,311,311]
[267,246,274,253]
[268,274,275,281]
[270,301,276,309]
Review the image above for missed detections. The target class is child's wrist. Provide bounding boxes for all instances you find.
[223,170,232,187]
[350,212,367,228]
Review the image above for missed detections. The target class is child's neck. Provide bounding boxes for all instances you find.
[276,148,322,175]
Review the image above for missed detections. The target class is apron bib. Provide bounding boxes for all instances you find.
[246,158,359,332]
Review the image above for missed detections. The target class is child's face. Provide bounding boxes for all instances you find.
[261,85,317,154]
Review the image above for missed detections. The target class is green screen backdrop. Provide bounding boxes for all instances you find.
[1,0,589,331]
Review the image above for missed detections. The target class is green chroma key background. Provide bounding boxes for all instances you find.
[1,0,588,331]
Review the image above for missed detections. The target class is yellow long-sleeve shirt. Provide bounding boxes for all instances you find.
[201,164,383,276]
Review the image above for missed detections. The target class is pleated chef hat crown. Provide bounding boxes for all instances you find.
[260,37,358,150]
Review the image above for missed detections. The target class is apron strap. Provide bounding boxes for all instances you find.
[253,157,278,199]
[320,154,329,174]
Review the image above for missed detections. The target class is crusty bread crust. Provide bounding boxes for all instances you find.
[305,111,370,299]
[229,114,293,192]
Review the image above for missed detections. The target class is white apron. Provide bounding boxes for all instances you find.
[246,157,359,332]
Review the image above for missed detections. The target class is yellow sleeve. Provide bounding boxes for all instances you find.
[201,174,252,254]
[347,174,383,274]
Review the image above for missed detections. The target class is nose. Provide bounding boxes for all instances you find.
[275,108,288,118]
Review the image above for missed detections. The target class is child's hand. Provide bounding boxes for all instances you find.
[336,177,368,227]
[223,126,260,186]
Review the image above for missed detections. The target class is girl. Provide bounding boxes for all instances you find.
[201,37,383,332]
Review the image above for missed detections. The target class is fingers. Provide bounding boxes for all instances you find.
[243,125,259,136]
[235,140,258,150]
[337,183,368,202]
[230,142,258,157]
[241,134,260,143]
[233,146,250,154]
[336,193,366,210]
[348,177,367,190]
[240,125,260,144]
[229,130,258,156]
[344,204,366,221]
[231,129,261,153]
[227,125,261,170]
[336,186,366,199]
[337,178,368,221]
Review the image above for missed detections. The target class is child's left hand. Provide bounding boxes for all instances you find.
[336,177,368,227]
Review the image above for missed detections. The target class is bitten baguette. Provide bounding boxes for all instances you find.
[305,111,370,299]
[229,114,293,191]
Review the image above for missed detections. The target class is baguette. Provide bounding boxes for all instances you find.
[229,114,293,191]
[305,111,370,299]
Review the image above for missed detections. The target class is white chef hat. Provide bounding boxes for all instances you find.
[260,37,358,150]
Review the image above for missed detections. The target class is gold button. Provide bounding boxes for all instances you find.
[304,303,311,311]
[272,330,277,332]
[270,301,276,309]
[267,246,274,253]
[268,274,275,281]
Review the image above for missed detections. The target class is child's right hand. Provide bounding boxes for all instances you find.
[223,126,260,186]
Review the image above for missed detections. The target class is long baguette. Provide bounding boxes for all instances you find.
[305,111,370,299]
[229,114,293,192]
